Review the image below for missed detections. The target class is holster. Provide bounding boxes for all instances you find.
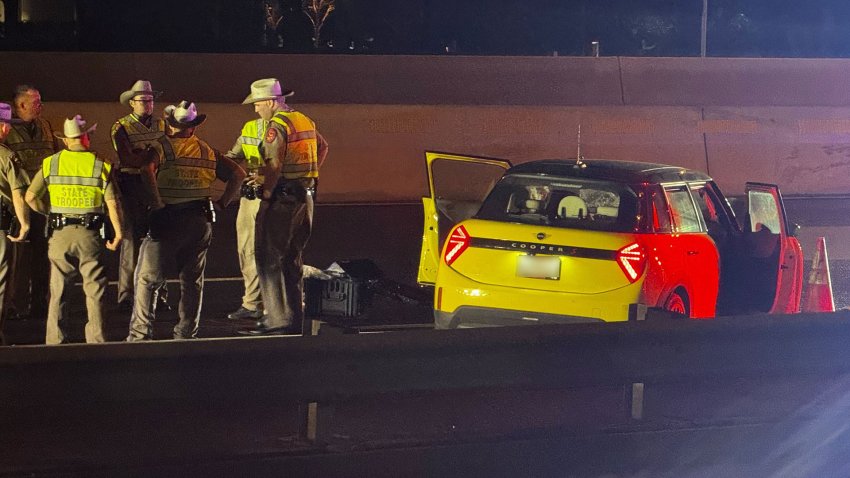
[0,200,15,234]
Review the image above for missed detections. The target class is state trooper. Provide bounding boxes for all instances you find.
[237,78,328,336]
[0,103,31,344]
[126,101,244,341]
[3,85,56,320]
[111,80,168,312]
[222,91,275,322]
[24,115,124,344]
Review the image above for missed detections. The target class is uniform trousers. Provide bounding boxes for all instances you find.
[7,212,49,316]
[236,196,262,312]
[45,225,107,344]
[126,203,212,341]
[116,173,151,304]
[0,231,10,344]
[255,191,313,330]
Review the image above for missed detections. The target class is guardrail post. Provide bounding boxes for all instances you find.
[298,317,327,444]
[630,382,645,420]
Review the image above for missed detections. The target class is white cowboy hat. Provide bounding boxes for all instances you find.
[0,103,22,124]
[163,100,207,129]
[54,115,97,139]
[241,78,294,105]
[119,80,163,106]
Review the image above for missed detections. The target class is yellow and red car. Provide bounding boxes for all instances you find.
[417,152,803,328]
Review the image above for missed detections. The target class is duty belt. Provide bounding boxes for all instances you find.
[160,199,216,223]
[48,213,105,231]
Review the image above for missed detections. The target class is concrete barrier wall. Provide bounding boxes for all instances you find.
[4,54,850,201]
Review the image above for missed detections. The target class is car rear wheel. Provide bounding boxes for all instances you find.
[663,290,689,317]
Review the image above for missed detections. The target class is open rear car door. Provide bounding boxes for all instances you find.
[737,183,804,313]
[417,152,511,285]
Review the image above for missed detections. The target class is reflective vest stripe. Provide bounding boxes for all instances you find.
[171,157,216,169]
[48,152,62,177]
[8,141,52,152]
[241,137,261,146]
[288,131,317,142]
[47,176,105,187]
[282,163,316,174]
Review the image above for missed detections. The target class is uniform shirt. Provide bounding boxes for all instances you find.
[0,143,31,204]
[27,145,120,204]
[261,118,287,167]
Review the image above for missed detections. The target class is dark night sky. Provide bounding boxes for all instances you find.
[4,0,850,57]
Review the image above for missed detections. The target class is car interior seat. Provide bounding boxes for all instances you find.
[559,196,587,219]
[524,199,541,214]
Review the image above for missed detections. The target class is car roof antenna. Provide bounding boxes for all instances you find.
[575,124,585,168]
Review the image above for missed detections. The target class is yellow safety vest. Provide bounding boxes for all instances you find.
[110,114,167,169]
[156,136,217,204]
[238,119,266,172]
[5,118,55,175]
[269,110,319,179]
[42,150,110,215]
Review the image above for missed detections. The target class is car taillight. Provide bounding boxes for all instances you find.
[616,242,646,283]
[444,225,470,266]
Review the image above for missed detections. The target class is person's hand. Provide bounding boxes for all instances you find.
[106,234,123,252]
[8,225,29,242]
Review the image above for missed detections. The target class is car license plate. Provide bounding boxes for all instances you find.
[517,255,560,280]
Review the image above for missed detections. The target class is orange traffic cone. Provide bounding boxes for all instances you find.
[802,237,835,313]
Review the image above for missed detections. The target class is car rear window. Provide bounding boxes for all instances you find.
[476,174,640,232]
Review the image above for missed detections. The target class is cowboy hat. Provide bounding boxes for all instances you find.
[119,80,163,106]
[54,115,97,139]
[0,103,22,124]
[163,101,207,129]
[241,78,294,105]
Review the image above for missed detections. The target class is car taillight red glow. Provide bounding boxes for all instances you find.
[616,242,646,283]
[444,225,470,266]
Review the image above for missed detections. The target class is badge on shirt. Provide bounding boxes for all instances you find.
[265,128,278,143]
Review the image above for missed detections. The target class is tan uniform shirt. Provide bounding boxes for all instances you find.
[0,144,31,204]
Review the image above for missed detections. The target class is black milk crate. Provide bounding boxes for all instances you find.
[305,275,369,317]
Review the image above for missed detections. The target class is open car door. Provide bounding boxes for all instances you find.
[417,152,511,285]
[740,183,804,313]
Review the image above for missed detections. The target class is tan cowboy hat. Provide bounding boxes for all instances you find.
[119,80,163,106]
[54,115,97,139]
[163,101,207,129]
[0,103,22,124]
[241,78,294,105]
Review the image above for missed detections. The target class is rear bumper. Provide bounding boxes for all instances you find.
[435,307,604,329]
[435,267,644,327]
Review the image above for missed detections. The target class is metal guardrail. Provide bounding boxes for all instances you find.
[3,311,850,474]
[3,312,850,404]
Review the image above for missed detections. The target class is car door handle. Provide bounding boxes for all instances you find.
[687,250,699,255]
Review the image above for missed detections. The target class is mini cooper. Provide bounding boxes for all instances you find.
[417,152,803,328]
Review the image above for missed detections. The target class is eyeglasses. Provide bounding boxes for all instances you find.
[131,99,154,104]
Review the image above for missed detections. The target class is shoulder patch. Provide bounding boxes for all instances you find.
[265,128,278,143]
